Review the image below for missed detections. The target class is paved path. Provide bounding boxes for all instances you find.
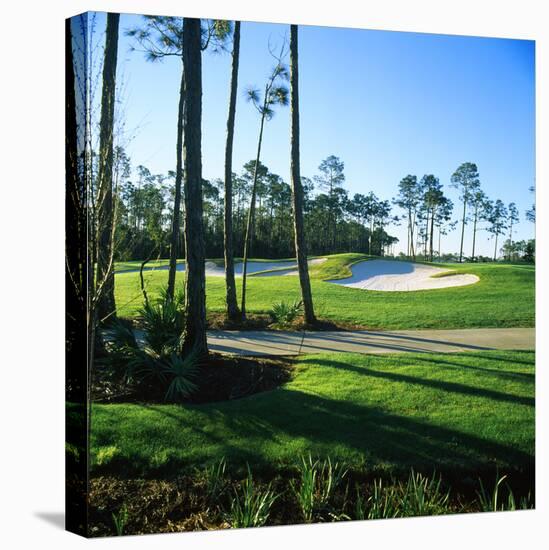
[207,328,535,356]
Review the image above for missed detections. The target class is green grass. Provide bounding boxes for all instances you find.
[115,259,185,273]
[88,350,534,477]
[113,254,534,329]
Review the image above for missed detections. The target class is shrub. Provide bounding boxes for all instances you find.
[140,288,185,354]
[105,289,199,403]
[269,299,303,326]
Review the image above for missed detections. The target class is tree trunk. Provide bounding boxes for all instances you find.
[241,106,267,320]
[290,24,316,325]
[96,13,120,322]
[167,65,186,300]
[410,212,416,260]
[429,209,435,261]
[459,199,467,262]
[223,21,240,321]
[471,208,478,261]
[508,222,513,261]
[494,234,499,262]
[407,210,412,257]
[181,18,207,355]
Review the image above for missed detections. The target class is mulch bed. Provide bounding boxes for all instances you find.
[92,353,294,405]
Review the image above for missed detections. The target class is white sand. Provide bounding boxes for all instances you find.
[329,259,479,292]
[253,257,327,277]
[160,259,326,277]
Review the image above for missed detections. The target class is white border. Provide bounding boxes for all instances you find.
[1,1,546,549]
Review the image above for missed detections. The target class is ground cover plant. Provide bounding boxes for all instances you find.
[86,462,533,536]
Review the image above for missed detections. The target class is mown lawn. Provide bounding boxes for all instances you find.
[113,254,535,329]
[88,350,535,478]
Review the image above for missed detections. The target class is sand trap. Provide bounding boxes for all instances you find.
[254,257,327,277]
[329,259,479,292]
[129,259,325,277]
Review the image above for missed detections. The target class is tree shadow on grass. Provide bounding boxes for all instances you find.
[298,357,534,408]
[195,388,534,476]
[93,379,534,480]
[387,353,535,382]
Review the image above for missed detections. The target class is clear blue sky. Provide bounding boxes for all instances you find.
[95,12,535,257]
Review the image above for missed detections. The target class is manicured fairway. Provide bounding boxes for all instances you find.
[89,350,534,477]
[113,254,535,329]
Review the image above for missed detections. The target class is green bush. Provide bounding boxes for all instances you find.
[140,288,185,354]
[269,299,303,326]
[105,289,199,402]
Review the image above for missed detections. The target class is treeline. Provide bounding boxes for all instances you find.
[394,162,535,263]
[112,152,399,261]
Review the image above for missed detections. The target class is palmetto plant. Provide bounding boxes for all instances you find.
[107,291,199,402]
[269,299,303,326]
[140,287,185,353]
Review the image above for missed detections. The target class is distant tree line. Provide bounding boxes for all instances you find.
[110,152,401,261]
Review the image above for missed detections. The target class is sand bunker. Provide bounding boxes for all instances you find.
[329,259,479,292]
[253,258,327,277]
[131,259,326,277]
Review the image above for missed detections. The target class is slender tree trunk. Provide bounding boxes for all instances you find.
[407,210,412,257]
[429,209,435,261]
[223,21,241,321]
[424,214,429,259]
[181,18,207,355]
[410,212,416,260]
[167,65,186,300]
[438,226,442,258]
[290,24,315,325]
[241,107,267,320]
[459,199,467,262]
[494,233,499,262]
[471,208,478,261]
[96,13,120,322]
[508,222,513,261]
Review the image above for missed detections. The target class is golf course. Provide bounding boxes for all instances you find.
[113,254,535,329]
[65,12,536,538]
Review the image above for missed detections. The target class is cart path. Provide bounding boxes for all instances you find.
[207,328,535,356]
